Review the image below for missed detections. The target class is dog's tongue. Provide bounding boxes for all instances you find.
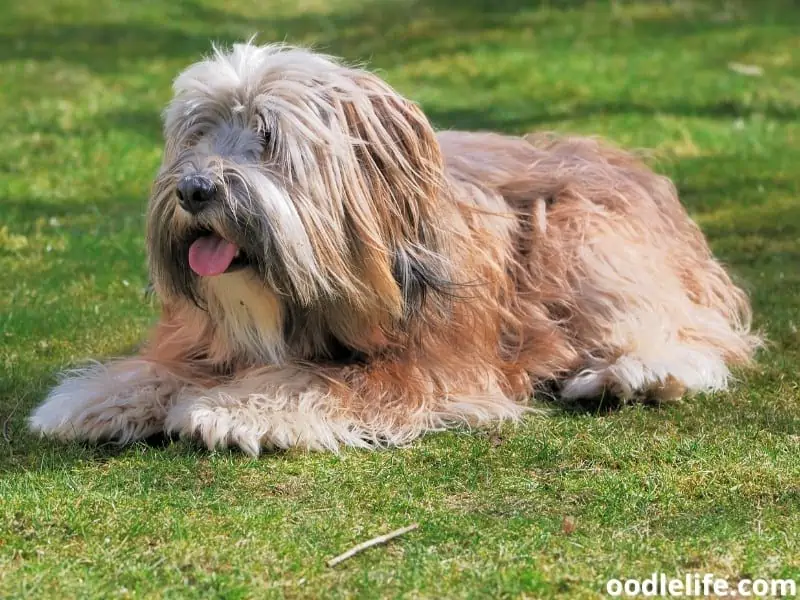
[188,235,238,276]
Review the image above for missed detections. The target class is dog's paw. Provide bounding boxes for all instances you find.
[165,400,265,456]
[29,393,91,441]
[29,363,175,443]
[561,350,724,402]
[165,393,362,456]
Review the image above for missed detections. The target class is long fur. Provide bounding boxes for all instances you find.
[29,43,760,455]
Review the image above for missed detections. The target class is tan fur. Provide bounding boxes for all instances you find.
[29,43,759,455]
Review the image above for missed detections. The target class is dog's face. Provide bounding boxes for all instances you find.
[147,43,449,362]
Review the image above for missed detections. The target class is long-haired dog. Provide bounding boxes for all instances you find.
[29,43,759,455]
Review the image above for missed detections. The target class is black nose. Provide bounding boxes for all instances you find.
[176,174,216,214]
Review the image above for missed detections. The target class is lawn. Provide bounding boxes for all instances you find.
[1,0,799,597]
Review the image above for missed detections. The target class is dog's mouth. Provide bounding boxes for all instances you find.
[187,230,251,276]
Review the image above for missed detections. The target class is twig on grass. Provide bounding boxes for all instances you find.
[2,415,11,443]
[327,523,419,567]
[2,399,23,444]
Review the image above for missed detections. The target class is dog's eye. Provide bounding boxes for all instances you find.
[259,121,272,147]
[257,114,272,148]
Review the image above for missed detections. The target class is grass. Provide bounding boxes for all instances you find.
[1,0,799,597]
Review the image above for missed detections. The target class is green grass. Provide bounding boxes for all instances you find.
[2,0,799,597]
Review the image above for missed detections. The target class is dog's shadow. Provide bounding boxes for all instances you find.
[534,380,638,416]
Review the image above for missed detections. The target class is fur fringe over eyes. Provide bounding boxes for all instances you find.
[29,42,760,455]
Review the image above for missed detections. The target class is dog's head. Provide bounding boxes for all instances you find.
[147,43,452,363]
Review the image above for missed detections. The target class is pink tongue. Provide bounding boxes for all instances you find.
[188,235,239,276]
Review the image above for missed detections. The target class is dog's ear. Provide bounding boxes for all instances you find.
[339,71,450,319]
[341,72,443,210]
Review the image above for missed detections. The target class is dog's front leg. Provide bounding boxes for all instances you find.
[164,366,369,456]
[165,358,530,456]
[29,359,185,444]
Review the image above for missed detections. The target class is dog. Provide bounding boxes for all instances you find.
[29,42,759,455]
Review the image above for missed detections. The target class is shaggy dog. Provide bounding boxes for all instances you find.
[29,43,759,455]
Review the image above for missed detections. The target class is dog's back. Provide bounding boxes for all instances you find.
[438,129,759,401]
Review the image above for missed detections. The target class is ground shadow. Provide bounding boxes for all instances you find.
[0,0,584,72]
[425,100,799,134]
[5,0,797,74]
[4,193,144,224]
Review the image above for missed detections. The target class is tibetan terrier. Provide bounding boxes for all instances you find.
[29,43,759,455]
